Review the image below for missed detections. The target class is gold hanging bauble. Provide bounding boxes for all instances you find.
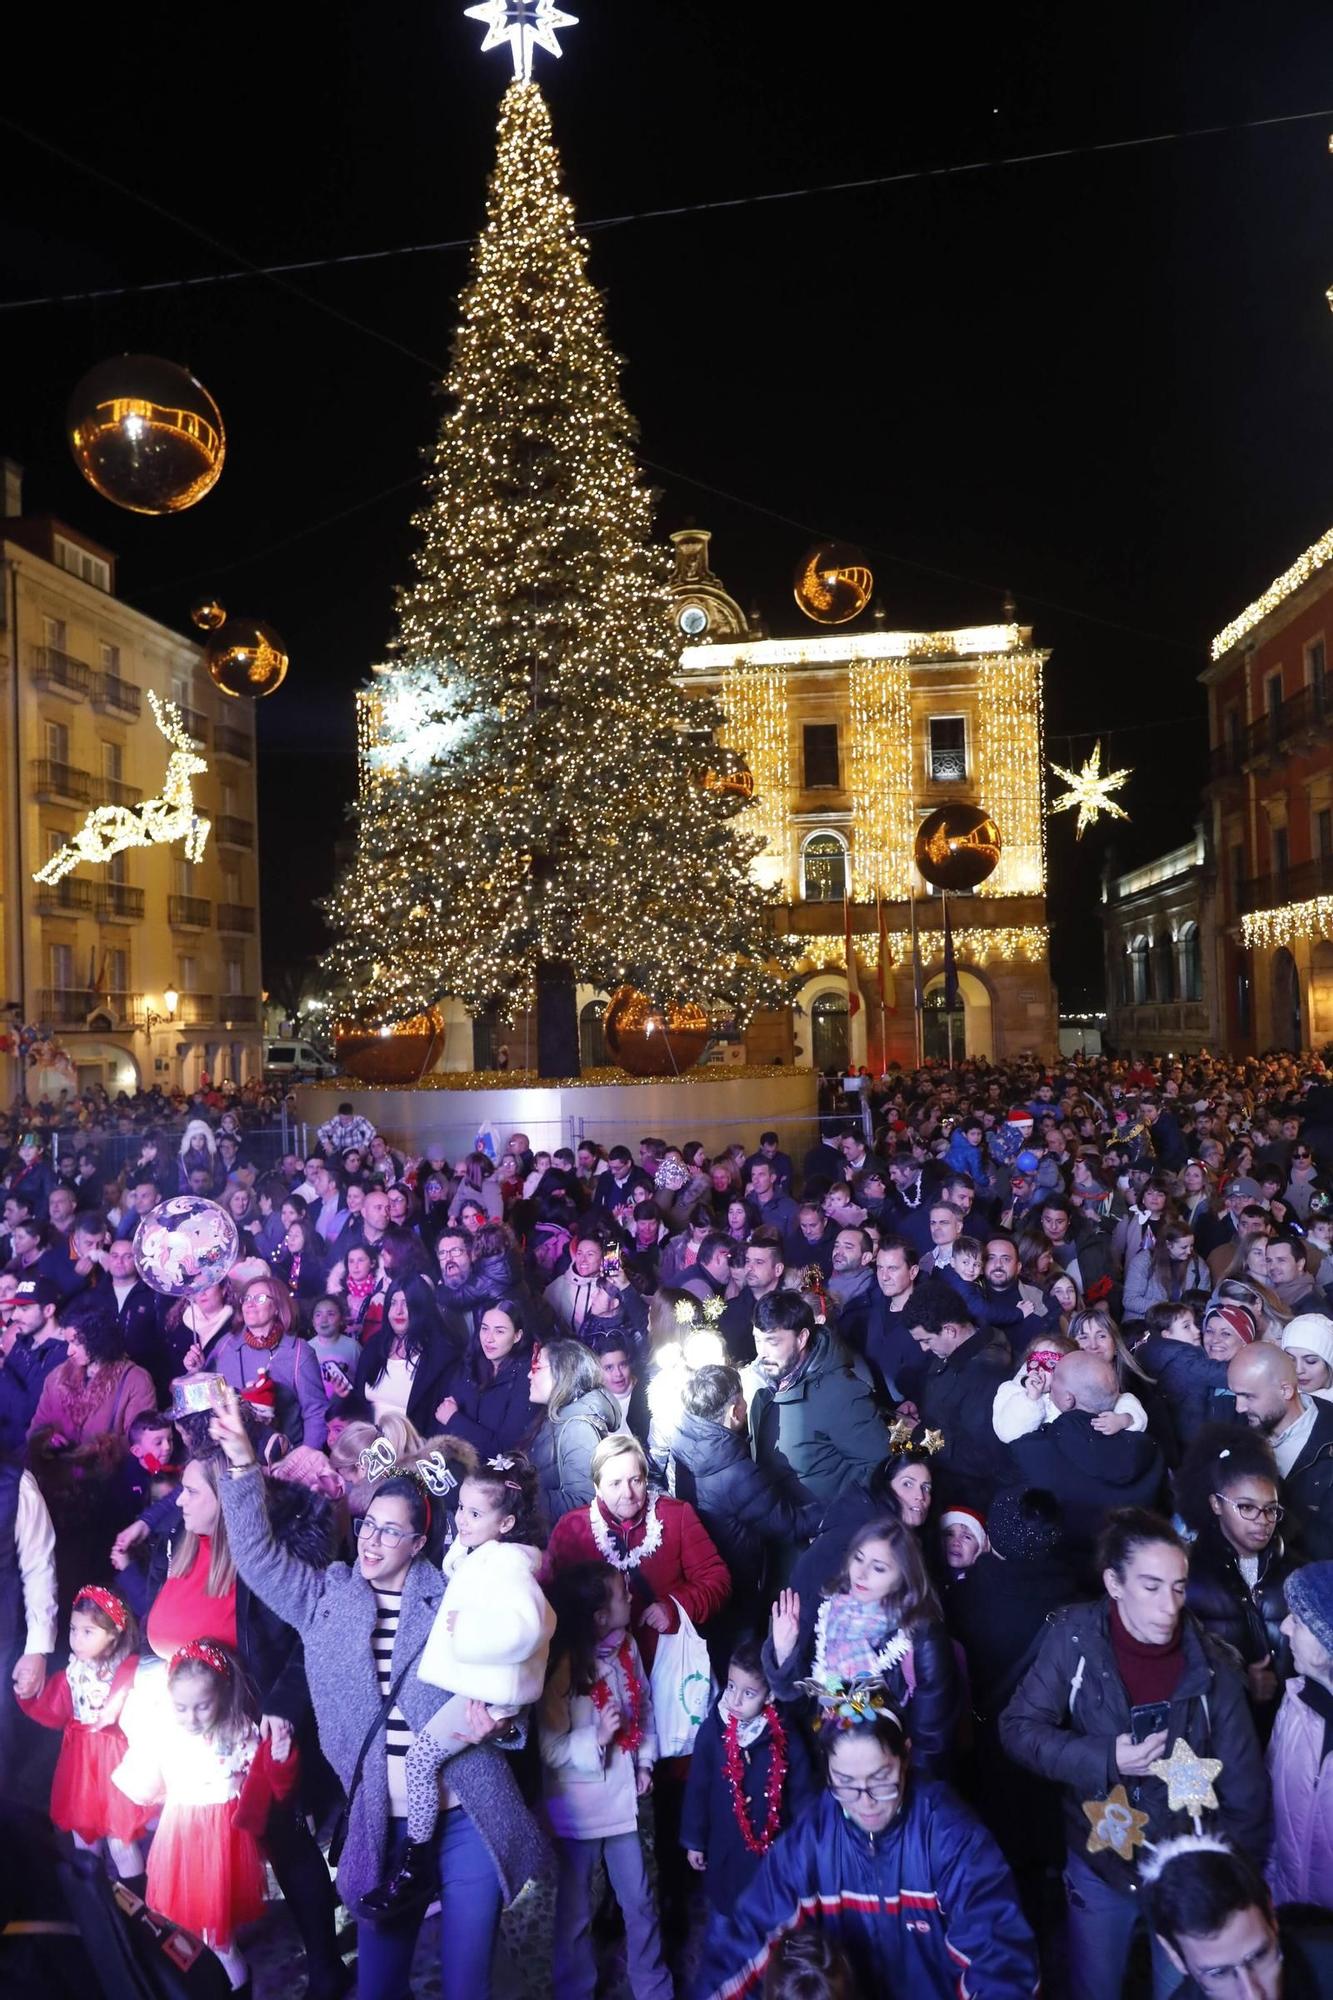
[603,986,710,1078]
[191,598,228,632]
[914,803,1002,891]
[793,542,874,625]
[336,1012,445,1085]
[204,616,290,700]
[67,354,225,515]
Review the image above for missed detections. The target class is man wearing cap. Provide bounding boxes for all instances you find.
[1229,1345,1333,1561]
[0,1278,67,1455]
[1196,1175,1264,1263]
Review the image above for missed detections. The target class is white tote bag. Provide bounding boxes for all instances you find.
[649,1598,715,1759]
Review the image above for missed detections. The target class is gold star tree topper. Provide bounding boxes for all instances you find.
[1048,740,1132,838]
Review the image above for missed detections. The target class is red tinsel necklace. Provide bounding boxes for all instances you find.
[589,1638,644,1754]
[724,1705,788,1856]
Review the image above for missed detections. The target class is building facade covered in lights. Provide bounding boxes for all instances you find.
[1204,522,1333,1054]
[0,462,265,1100]
[670,530,1059,1068]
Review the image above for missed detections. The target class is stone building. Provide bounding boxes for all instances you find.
[671,530,1059,1067]
[1100,825,1219,1056]
[0,462,264,1099]
[1203,522,1333,1052]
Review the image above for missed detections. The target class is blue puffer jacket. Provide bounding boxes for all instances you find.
[694,1779,1039,2000]
[944,1129,990,1190]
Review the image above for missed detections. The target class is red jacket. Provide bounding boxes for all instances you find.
[544,1495,731,1661]
[20,1653,139,1732]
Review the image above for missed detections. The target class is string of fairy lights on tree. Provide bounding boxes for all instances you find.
[323,66,794,1028]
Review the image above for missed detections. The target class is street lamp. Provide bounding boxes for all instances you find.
[144,988,180,1033]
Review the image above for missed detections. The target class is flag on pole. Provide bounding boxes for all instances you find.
[910,892,924,1014]
[942,896,959,1012]
[877,893,895,1012]
[843,894,861,1017]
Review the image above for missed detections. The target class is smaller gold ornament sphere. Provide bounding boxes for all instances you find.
[793,542,874,625]
[914,803,1002,891]
[67,354,225,515]
[191,598,227,632]
[204,616,289,700]
[604,986,711,1078]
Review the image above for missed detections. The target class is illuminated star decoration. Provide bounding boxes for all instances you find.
[921,1428,945,1456]
[32,693,210,885]
[464,0,578,81]
[1083,1785,1150,1862]
[1148,1738,1223,1828]
[887,1416,915,1453]
[1048,741,1132,839]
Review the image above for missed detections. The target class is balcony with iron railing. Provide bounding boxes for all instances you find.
[175,994,214,1026]
[217,903,256,933]
[215,816,254,848]
[167,894,211,929]
[218,995,259,1023]
[38,988,143,1027]
[213,723,253,760]
[30,646,93,698]
[91,674,142,719]
[30,759,92,804]
[176,706,208,744]
[1236,853,1333,916]
[94,882,145,921]
[34,878,95,916]
[102,777,142,808]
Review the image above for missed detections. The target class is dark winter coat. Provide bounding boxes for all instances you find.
[0,1338,65,1455]
[915,1325,1013,1509]
[439,1351,535,1459]
[1134,1333,1234,1445]
[345,1327,462,1438]
[527,1385,620,1525]
[942,1548,1077,1721]
[1284,1398,1333,1561]
[219,1466,549,1910]
[862,1289,931,1403]
[1183,1530,1300,1690]
[761,1593,961,1778]
[111,1282,173,1401]
[679,1701,819,1913]
[670,1409,821,1598]
[999,1597,1269,1890]
[747,1329,889,1505]
[694,1779,1040,2000]
[1005,1411,1165,1587]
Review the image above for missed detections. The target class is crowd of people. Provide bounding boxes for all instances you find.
[3,1050,1333,1999]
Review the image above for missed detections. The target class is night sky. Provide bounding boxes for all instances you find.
[4,1,1332,1013]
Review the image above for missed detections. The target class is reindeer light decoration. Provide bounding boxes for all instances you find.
[33,693,211,886]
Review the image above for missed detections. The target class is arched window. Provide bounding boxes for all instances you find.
[1129,938,1149,1005]
[801,830,848,903]
[1152,932,1176,1003]
[579,998,608,1069]
[1178,923,1202,1003]
[810,991,849,1072]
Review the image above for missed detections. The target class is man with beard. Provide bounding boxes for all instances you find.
[747,1291,887,1506]
[1229,1344,1333,1560]
[826,1226,877,1355]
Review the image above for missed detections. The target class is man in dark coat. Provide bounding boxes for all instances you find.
[1006,1353,1165,1587]
[908,1286,1013,1510]
[863,1236,928,1403]
[747,1291,888,1506]
[824,1226,877,1357]
[0,1280,67,1455]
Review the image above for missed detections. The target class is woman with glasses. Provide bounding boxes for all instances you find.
[1175,1425,1300,1732]
[1283,1143,1321,1220]
[696,1704,1038,1999]
[208,1382,547,2000]
[1001,1507,1269,2000]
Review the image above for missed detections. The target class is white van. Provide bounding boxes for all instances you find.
[263,1038,337,1081]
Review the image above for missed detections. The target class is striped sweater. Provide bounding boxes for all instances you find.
[372,1587,413,1817]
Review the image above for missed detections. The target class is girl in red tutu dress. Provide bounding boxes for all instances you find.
[18,1583,149,1879]
[112,1637,298,1991]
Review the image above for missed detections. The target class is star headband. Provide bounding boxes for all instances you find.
[76,1583,128,1632]
[169,1640,230,1678]
[799,1672,903,1734]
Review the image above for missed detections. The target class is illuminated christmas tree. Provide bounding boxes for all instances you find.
[324,79,791,1072]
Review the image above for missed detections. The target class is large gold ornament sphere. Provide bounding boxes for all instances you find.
[793,543,874,625]
[191,598,227,632]
[914,803,1002,891]
[336,1013,444,1085]
[604,986,710,1078]
[67,355,225,515]
[204,616,290,700]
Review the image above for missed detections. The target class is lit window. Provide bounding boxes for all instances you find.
[928,715,967,782]
[801,831,848,903]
